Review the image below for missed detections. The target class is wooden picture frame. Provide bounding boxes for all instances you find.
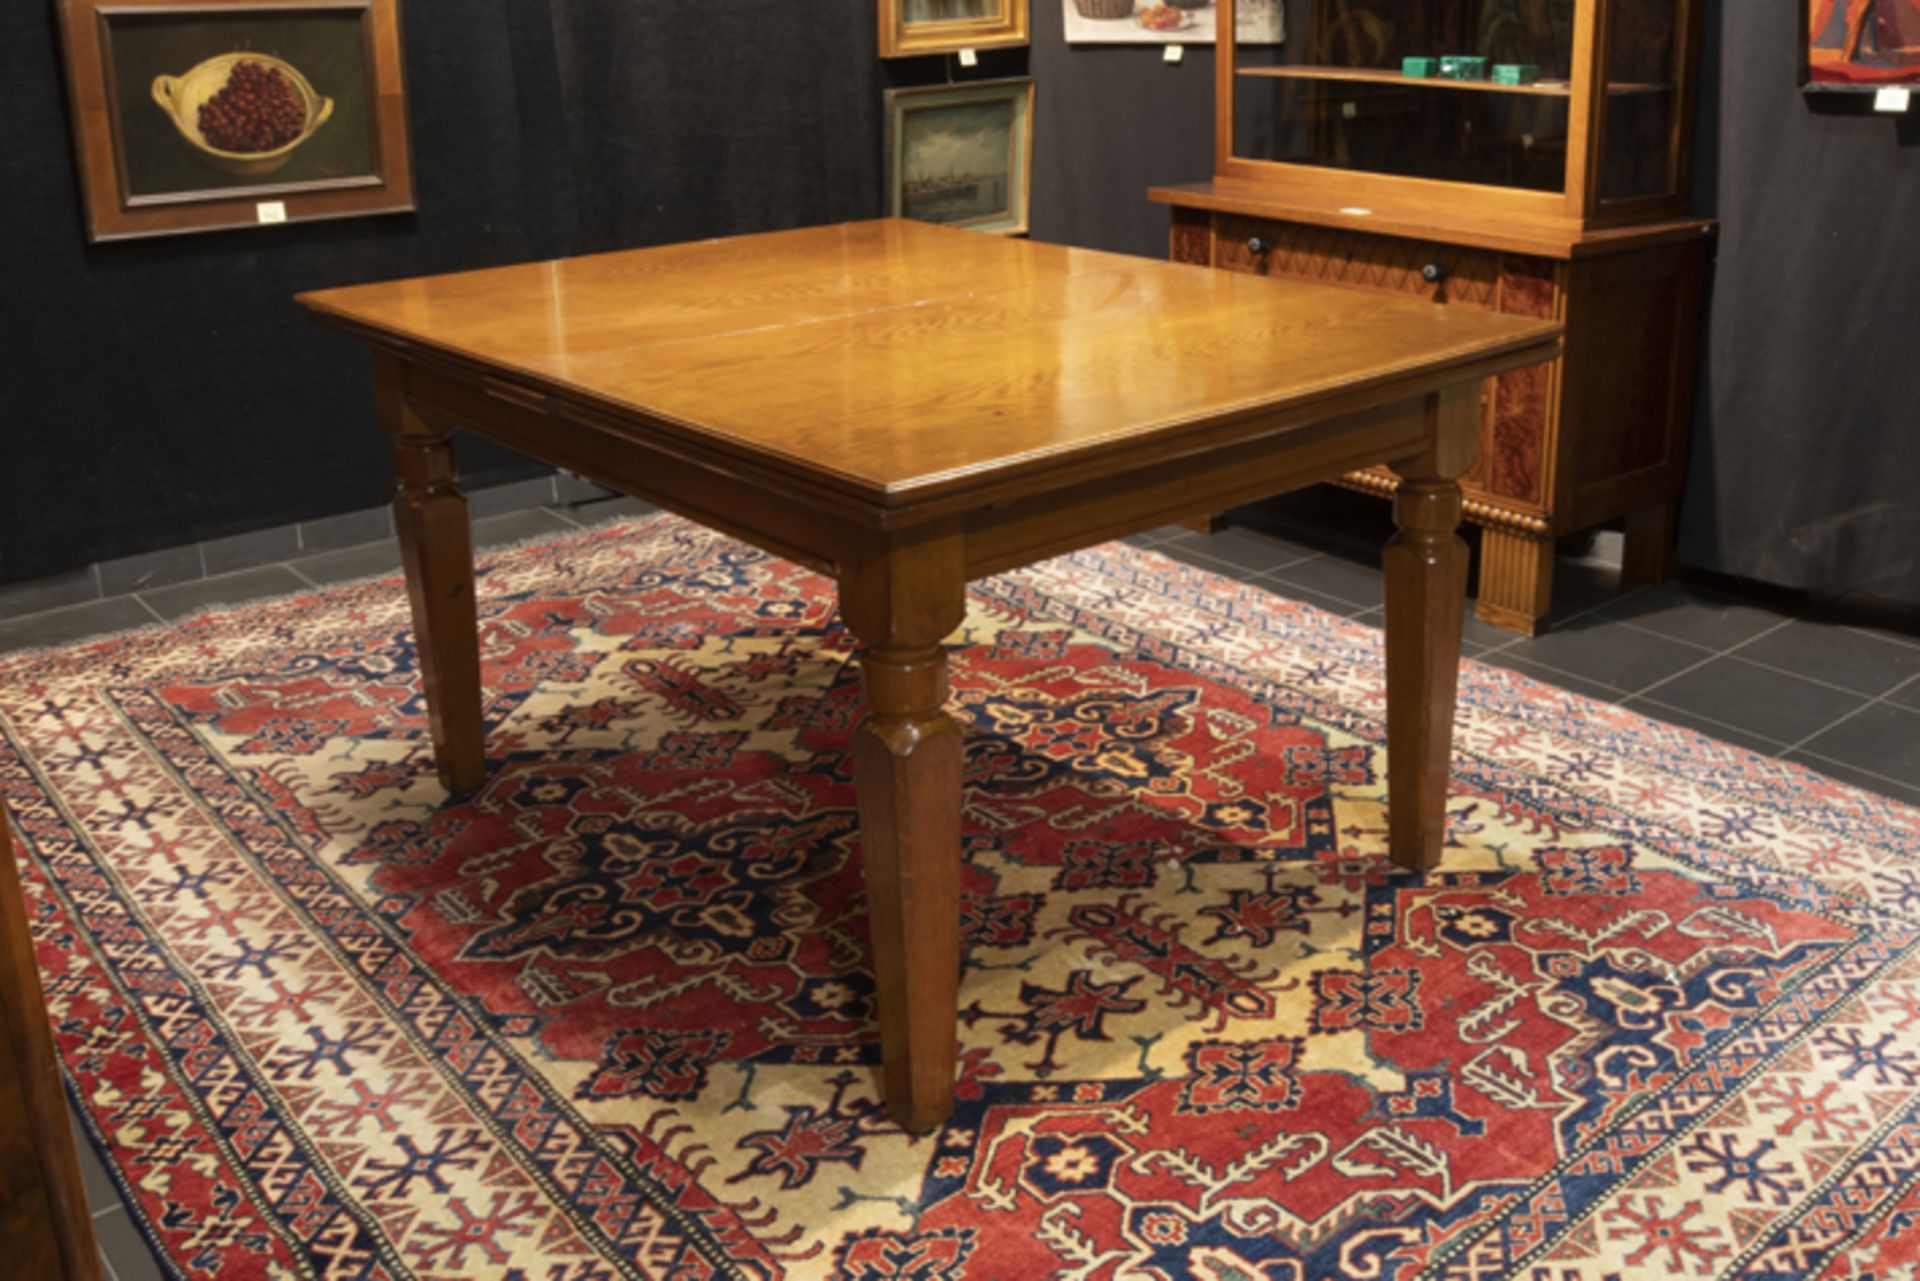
[1803,0,1920,90]
[56,0,415,242]
[885,79,1035,236]
[879,0,1029,58]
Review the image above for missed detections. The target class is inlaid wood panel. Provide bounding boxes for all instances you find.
[1170,209,1213,266]
[1483,253,1563,507]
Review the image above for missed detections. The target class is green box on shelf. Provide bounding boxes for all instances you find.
[1402,56,1440,78]
[1492,63,1541,85]
[1439,55,1488,80]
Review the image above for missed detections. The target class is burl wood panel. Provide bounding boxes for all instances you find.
[1483,253,1561,506]
[1170,209,1213,266]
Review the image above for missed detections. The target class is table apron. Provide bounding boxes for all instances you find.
[388,354,1469,587]
[962,394,1433,579]
[392,355,862,576]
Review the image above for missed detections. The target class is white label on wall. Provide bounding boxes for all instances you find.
[1873,87,1911,113]
[958,48,978,67]
[256,201,288,224]
[1163,44,1183,64]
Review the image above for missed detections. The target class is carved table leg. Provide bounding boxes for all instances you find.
[1474,524,1554,637]
[379,370,486,795]
[1383,387,1479,873]
[838,527,968,1134]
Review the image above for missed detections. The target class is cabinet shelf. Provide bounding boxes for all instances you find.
[1237,65,1669,97]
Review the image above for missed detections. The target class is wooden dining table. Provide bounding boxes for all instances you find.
[298,218,1561,1133]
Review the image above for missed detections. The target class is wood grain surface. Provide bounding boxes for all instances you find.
[300,220,1560,508]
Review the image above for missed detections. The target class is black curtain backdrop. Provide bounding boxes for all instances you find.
[1679,0,1920,607]
[2,1,1916,605]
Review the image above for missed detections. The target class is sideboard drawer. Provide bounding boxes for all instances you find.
[1211,215,1503,310]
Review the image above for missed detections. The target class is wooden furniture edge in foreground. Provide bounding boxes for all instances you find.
[0,811,104,1280]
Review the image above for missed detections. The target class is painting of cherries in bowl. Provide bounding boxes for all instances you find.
[151,52,332,175]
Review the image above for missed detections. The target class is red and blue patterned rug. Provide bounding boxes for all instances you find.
[4,514,1920,1279]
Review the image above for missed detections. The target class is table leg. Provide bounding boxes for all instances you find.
[382,391,486,795]
[838,530,967,1133]
[1383,387,1479,873]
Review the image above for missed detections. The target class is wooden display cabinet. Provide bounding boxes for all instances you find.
[1151,0,1714,633]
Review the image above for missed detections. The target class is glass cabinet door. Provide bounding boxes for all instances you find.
[1228,0,1577,194]
[1597,0,1684,205]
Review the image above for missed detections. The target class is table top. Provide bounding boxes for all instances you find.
[299,219,1560,508]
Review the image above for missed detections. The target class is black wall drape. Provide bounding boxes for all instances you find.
[3,1,1916,605]
[1679,0,1920,607]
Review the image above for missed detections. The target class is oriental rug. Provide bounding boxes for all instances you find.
[5,514,1920,1280]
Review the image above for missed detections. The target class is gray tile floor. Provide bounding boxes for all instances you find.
[1138,492,1920,807]
[8,482,1918,1279]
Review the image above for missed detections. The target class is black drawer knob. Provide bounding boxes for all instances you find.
[1247,235,1271,256]
[1421,262,1449,284]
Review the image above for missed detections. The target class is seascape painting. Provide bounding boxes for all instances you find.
[903,101,1014,225]
[885,79,1033,235]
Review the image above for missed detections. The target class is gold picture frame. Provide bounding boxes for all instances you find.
[55,0,415,242]
[879,0,1030,58]
[884,78,1035,235]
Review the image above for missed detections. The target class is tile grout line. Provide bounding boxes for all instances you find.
[1788,744,1920,798]
[1840,620,1920,653]
[1748,619,1920,759]
[1627,612,1920,703]
[1624,615,1797,704]
[1777,685,1902,759]
[1622,694,1793,751]
[1881,670,1920,705]
[1684,645,1915,702]
[1470,583,1657,663]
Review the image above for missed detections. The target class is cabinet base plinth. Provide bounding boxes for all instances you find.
[1474,525,1553,635]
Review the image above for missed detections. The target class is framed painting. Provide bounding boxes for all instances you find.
[885,79,1035,235]
[1805,0,1920,88]
[1061,0,1282,45]
[879,0,1029,58]
[55,0,415,242]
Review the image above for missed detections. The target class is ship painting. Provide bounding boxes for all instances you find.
[900,100,1015,227]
